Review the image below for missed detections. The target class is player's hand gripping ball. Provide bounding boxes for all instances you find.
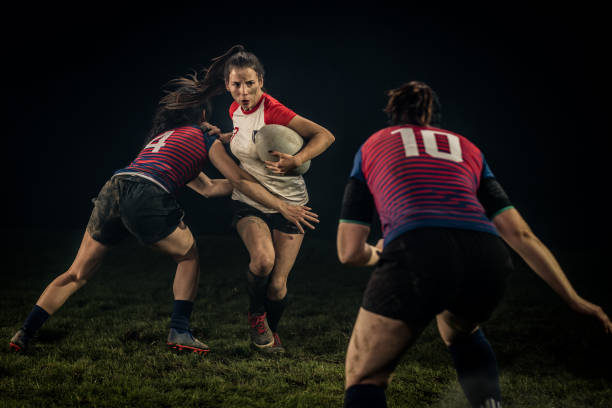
[255,124,311,176]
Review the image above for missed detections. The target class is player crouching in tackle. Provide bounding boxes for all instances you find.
[337,81,611,407]
[9,46,318,355]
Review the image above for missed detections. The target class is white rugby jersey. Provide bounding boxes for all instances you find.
[229,93,309,213]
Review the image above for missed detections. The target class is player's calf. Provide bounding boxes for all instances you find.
[447,328,501,408]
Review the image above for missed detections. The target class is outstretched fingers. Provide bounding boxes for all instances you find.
[293,221,305,234]
[298,219,316,230]
[592,306,612,335]
[283,205,319,232]
[598,308,612,335]
[298,206,319,224]
[573,298,612,335]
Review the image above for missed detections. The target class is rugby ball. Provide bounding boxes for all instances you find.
[254,124,311,176]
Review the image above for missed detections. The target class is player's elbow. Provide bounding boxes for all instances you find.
[320,129,335,148]
[326,130,336,145]
[337,223,371,266]
[499,224,536,249]
[337,246,363,266]
[198,185,213,198]
[492,209,537,249]
[188,181,210,199]
[513,228,537,247]
[337,251,351,265]
[216,180,233,197]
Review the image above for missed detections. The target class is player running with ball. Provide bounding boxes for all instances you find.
[337,81,612,408]
[9,46,318,355]
[205,46,335,353]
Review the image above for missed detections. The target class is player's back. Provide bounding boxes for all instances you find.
[115,125,216,194]
[355,124,497,244]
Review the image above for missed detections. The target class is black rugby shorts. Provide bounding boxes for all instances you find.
[86,175,183,245]
[231,199,302,235]
[362,227,513,328]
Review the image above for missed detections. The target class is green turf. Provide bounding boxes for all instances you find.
[1,229,610,407]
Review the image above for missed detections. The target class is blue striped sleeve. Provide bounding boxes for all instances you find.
[481,153,495,179]
[349,147,366,182]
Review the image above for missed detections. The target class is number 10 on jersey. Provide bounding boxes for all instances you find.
[393,128,463,163]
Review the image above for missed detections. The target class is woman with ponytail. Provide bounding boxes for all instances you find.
[9,49,318,355]
[337,81,611,407]
[204,45,335,353]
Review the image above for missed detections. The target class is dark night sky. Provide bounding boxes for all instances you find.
[4,6,610,252]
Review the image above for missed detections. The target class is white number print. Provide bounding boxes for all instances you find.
[145,130,174,153]
[393,128,463,163]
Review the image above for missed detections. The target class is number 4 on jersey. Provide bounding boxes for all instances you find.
[145,130,174,153]
[393,128,463,163]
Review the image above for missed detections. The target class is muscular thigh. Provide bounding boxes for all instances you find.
[237,216,275,258]
[270,229,303,281]
[345,307,419,388]
[152,221,194,258]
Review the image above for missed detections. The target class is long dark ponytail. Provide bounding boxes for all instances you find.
[146,45,246,143]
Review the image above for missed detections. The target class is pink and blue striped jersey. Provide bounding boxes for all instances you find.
[115,126,217,194]
[349,124,499,245]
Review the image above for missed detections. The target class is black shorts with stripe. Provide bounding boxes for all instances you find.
[362,227,513,328]
[86,175,183,245]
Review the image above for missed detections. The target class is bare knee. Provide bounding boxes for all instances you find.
[346,370,391,389]
[345,344,394,389]
[346,352,393,389]
[345,329,392,389]
[153,222,196,259]
[266,277,287,300]
[173,242,199,264]
[249,252,275,276]
[437,311,479,347]
[345,308,414,390]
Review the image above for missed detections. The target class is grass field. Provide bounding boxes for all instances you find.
[1,229,611,407]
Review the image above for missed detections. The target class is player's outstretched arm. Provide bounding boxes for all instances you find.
[208,140,319,233]
[187,172,233,198]
[493,208,612,334]
[265,115,335,175]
